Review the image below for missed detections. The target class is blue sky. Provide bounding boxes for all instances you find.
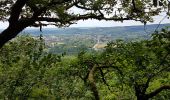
[0,12,169,29]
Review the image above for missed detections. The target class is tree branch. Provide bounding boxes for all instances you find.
[99,68,111,90]
[146,85,170,98]
[69,13,141,21]
[88,65,100,100]
[31,0,72,18]
[0,18,34,48]
[75,4,93,10]
[8,0,29,25]
[131,0,142,13]
[36,14,133,23]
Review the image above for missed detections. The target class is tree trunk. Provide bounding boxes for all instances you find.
[135,86,148,100]
[88,65,100,100]
[0,20,34,48]
[136,95,148,100]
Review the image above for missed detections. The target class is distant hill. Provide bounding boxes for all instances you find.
[18,23,170,36]
[0,23,169,36]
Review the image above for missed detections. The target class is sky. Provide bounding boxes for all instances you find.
[0,12,169,29]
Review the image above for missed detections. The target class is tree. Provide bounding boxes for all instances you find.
[0,0,168,48]
[104,28,170,100]
[0,36,62,99]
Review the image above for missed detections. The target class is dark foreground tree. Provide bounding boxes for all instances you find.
[0,0,169,48]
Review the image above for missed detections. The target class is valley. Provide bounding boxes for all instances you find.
[20,24,169,54]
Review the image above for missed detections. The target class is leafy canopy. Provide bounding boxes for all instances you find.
[0,0,169,26]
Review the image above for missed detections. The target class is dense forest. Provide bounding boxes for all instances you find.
[0,0,170,100]
[0,27,170,99]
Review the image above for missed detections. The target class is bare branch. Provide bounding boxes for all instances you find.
[75,4,93,10]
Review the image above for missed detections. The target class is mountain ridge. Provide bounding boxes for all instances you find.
[0,23,170,36]
[21,23,170,36]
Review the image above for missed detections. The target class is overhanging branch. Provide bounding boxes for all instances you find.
[146,85,170,98]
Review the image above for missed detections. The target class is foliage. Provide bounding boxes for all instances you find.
[0,36,98,99]
[0,0,166,23]
[103,28,170,99]
[0,36,61,99]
